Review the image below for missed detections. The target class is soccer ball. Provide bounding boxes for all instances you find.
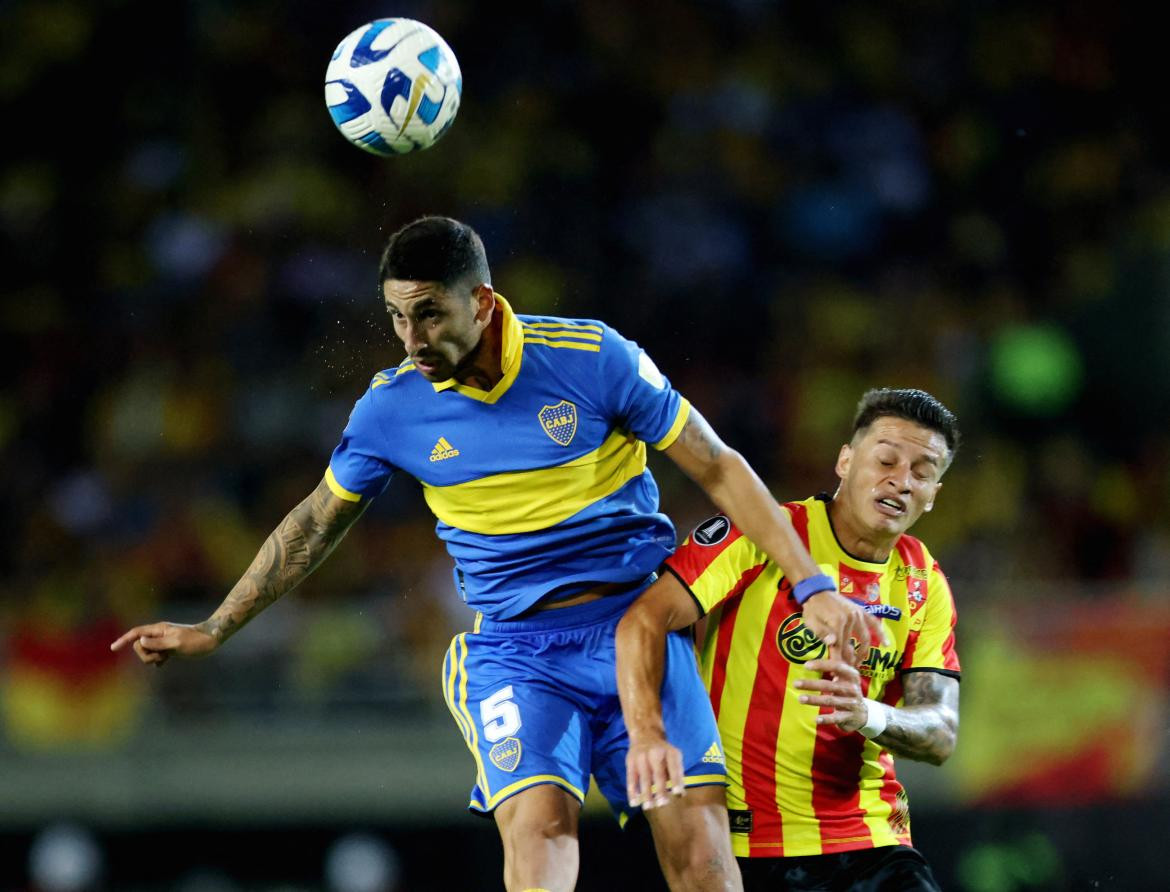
[324,19,462,156]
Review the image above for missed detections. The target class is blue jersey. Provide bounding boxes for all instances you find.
[326,295,691,620]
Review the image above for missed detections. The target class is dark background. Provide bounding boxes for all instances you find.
[2,1,1168,889]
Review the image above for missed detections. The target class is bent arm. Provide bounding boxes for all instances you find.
[197,475,368,645]
[875,671,960,765]
[663,409,820,583]
[663,408,882,655]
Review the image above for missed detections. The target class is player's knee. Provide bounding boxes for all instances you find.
[507,810,575,846]
[668,846,737,889]
[654,823,738,891]
[499,804,577,855]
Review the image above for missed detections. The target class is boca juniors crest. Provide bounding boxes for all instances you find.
[538,400,578,446]
[490,737,522,772]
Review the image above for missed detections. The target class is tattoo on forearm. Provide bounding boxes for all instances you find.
[198,478,365,643]
[875,672,960,765]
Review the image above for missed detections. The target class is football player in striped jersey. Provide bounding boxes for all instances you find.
[617,388,961,892]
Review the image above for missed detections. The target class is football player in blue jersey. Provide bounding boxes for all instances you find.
[113,217,881,892]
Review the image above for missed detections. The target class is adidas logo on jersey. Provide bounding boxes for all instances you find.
[430,437,460,462]
[702,741,725,765]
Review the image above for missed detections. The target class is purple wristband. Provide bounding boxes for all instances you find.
[792,573,835,606]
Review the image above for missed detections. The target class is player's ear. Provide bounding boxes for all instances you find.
[924,482,941,512]
[472,283,495,324]
[835,444,851,481]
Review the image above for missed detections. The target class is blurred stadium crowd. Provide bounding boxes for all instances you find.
[2,0,1167,826]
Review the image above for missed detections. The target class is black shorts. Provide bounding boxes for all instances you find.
[738,845,941,892]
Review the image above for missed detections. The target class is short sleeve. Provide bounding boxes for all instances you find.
[664,515,770,616]
[598,326,690,450]
[901,561,961,675]
[326,386,395,502]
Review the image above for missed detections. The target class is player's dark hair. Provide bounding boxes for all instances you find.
[378,216,491,291]
[852,388,961,457]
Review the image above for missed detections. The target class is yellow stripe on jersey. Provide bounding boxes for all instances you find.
[522,335,601,352]
[699,562,780,815]
[324,466,362,502]
[442,636,472,744]
[394,364,415,377]
[858,759,900,849]
[685,773,730,786]
[652,399,691,451]
[522,321,604,334]
[522,325,603,341]
[521,325,603,341]
[422,430,647,535]
[372,372,392,389]
[773,668,822,857]
[454,634,489,800]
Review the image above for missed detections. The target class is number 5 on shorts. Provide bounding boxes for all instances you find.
[481,685,522,742]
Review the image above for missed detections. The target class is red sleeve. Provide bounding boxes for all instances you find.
[664,514,770,616]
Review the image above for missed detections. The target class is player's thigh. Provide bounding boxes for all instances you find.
[644,784,738,875]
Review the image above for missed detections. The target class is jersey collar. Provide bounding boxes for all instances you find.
[430,293,523,404]
[811,497,893,570]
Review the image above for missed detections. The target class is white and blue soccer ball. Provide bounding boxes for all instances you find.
[325,19,462,156]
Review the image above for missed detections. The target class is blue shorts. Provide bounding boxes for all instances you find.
[441,579,727,824]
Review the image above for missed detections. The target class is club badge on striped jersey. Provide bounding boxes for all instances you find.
[907,578,927,615]
[489,737,522,772]
[776,613,827,664]
[538,400,578,446]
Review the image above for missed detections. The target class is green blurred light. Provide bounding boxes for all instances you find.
[989,324,1083,416]
[957,834,1063,892]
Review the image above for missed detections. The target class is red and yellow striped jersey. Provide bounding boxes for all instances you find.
[664,496,960,858]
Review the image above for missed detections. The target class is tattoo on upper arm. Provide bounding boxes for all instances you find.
[902,671,959,711]
[200,477,366,642]
[677,411,725,462]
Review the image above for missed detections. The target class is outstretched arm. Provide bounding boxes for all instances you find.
[663,408,883,657]
[615,573,702,810]
[795,660,960,765]
[111,475,367,665]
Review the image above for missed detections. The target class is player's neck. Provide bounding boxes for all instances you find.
[826,498,895,564]
[453,311,504,391]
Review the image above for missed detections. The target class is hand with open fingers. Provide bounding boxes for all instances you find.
[793,657,869,733]
[626,736,686,811]
[109,622,219,666]
[801,591,888,666]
